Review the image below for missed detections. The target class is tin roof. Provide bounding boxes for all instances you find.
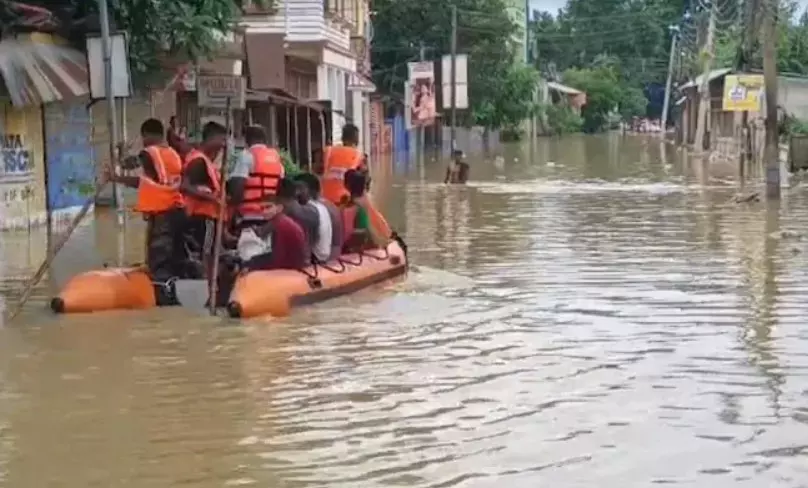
[0,34,89,107]
[678,68,733,90]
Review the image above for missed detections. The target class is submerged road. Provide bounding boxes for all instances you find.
[1,134,808,486]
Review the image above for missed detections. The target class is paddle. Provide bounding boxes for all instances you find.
[207,97,232,315]
[5,181,110,322]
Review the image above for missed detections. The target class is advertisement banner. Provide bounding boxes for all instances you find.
[407,61,436,129]
[723,74,764,112]
[441,54,469,109]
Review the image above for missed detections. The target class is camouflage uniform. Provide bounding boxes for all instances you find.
[146,208,188,282]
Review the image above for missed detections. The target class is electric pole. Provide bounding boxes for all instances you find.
[98,0,121,218]
[762,0,780,199]
[661,25,679,135]
[419,42,426,158]
[693,2,715,153]
[736,0,757,186]
[450,5,457,151]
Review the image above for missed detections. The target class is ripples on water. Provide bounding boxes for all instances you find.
[2,135,808,486]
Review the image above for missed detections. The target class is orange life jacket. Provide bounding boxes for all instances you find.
[183,149,222,220]
[238,144,285,215]
[321,145,363,205]
[133,145,184,214]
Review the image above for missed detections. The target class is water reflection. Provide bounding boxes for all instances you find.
[2,135,808,486]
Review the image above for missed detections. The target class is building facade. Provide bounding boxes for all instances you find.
[506,0,529,63]
[240,0,375,152]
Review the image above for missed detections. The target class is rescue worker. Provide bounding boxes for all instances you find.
[106,118,186,291]
[181,121,227,265]
[321,123,392,244]
[228,125,285,230]
[167,115,192,158]
[321,123,367,205]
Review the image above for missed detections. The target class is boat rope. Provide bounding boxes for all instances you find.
[296,259,323,289]
[313,256,346,274]
[338,253,363,266]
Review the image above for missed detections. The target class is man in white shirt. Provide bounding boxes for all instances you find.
[295,173,341,262]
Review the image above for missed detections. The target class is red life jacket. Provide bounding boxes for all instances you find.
[239,144,284,215]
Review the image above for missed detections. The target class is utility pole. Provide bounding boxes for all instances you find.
[97,0,121,221]
[661,25,679,136]
[693,2,715,153]
[450,5,457,151]
[762,0,780,199]
[736,0,756,187]
[419,42,426,158]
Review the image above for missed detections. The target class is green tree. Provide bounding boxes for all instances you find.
[545,104,584,134]
[563,65,646,131]
[533,0,685,84]
[36,0,267,82]
[371,0,528,130]
[473,63,540,135]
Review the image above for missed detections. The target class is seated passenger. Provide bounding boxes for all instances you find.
[295,173,342,262]
[245,195,308,271]
[341,169,385,253]
[215,194,308,306]
[275,177,319,259]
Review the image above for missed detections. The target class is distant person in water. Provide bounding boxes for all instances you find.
[444,149,469,184]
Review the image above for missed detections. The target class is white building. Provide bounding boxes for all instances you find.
[240,0,375,153]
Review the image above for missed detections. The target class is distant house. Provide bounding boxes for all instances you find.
[546,81,587,115]
[675,67,808,147]
[527,79,586,137]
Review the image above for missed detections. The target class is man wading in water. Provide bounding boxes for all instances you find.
[444,149,470,184]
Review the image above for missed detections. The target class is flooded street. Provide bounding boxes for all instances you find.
[3,133,808,486]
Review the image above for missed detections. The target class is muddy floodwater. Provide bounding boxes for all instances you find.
[3,134,808,487]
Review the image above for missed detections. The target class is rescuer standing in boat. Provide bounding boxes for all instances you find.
[321,123,367,205]
[181,121,228,265]
[105,118,187,290]
[227,125,285,231]
[320,124,393,242]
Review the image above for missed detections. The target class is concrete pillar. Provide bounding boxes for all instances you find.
[317,64,328,100]
[352,90,363,148]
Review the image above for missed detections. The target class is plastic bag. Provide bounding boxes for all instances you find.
[237,228,271,262]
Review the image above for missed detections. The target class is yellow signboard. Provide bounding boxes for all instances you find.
[723,74,764,111]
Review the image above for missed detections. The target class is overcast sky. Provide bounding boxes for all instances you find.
[529,0,808,16]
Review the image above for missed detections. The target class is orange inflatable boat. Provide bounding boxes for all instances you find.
[51,241,407,317]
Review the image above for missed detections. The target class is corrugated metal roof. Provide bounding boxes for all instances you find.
[348,73,376,93]
[679,67,733,90]
[0,35,89,107]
